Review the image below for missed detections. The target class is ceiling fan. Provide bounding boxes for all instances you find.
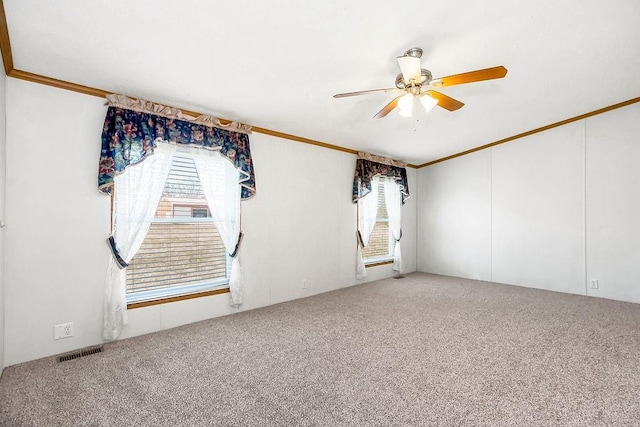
[333,47,507,118]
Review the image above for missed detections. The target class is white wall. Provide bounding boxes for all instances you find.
[0,51,7,371]
[5,80,110,367]
[492,122,585,294]
[418,102,640,303]
[417,150,491,281]
[4,78,417,365]
[585,103,640,303]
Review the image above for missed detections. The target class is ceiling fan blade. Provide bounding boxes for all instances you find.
[431,66,508,87]
[397,55,421,84]
[424,90,465,111]
[373,95,403,119]
[333,88,399,98]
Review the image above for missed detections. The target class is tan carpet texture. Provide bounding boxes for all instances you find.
[1,273,639,426]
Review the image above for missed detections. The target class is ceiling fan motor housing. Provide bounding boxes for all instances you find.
[396,68,432,89]
[420,69,432,85]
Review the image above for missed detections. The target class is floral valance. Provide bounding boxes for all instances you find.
[98,95,256,200]
[352,153,409,204]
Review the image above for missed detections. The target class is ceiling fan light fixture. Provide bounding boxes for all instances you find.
[398,107,413,118]
[398,93,414,117]
[420,94,438,113]
[397,55,421,85]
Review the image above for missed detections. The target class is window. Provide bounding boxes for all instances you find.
[363,180,395,263]
[125,152,230,304]
[191,207,210,218]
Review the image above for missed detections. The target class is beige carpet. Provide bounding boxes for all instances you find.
[1,273,639,426]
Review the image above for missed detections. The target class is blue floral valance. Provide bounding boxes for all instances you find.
[352,153,409,204]
[98,95,256,200]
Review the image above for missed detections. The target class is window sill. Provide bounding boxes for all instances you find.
[127,287,230,310]
[365,258,394,268]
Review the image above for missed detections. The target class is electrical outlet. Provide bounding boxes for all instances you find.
[590,280,599,290]
[302,279,308,290]
[54,322,74,340]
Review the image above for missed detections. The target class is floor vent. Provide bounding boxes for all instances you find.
[57,345,104,363]
[393,275,406,279]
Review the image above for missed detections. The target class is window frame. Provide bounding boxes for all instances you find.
[124,151,232,308]
[361,178,395,266]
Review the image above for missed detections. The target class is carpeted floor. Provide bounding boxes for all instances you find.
[1,273,639,426]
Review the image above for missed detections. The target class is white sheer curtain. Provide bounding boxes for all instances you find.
[104,142,176,340]
[192,148,243,306]
[384,179,402,272]
[356,176,380,279]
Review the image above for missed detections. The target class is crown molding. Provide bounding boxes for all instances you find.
[0,0,13,74]
[6,69,422,167]
[417,96,640,168]
[8,69,110,98]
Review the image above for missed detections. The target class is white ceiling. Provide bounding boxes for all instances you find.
[4,0,640,165]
